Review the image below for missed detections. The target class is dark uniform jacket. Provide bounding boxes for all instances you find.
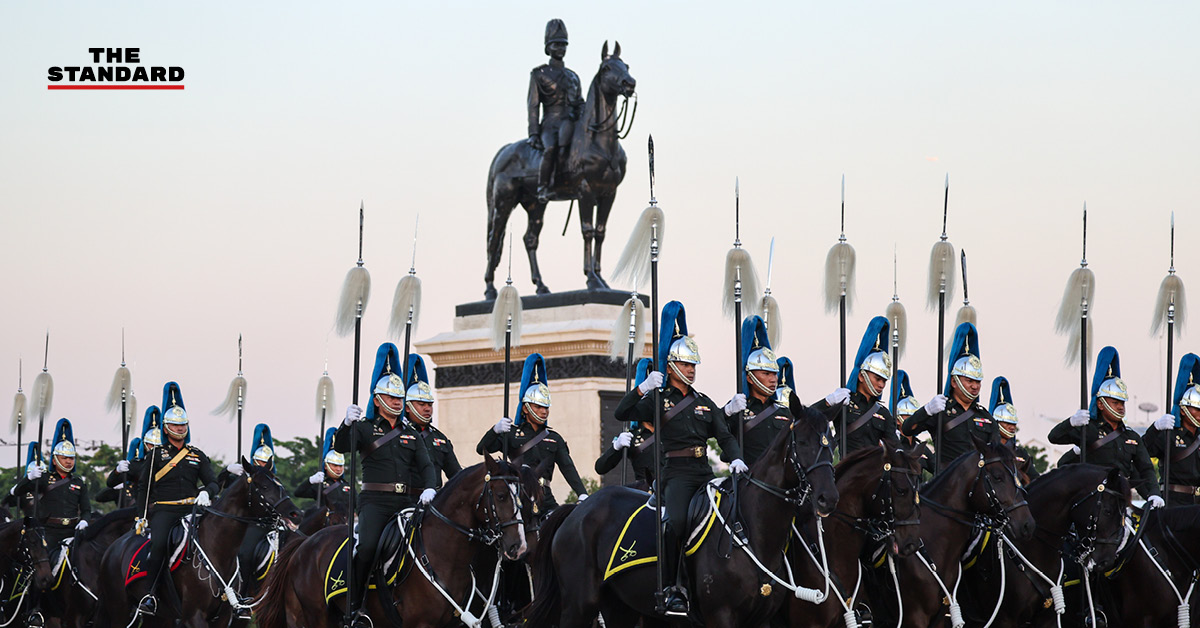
[414,422,462,490]
[477,421,587,504]
[902,397,998,468]
[135,442,219,508]
[1143,424,1200,492]
[98,461,141,505]
[335,416,436,496]
[527,63,583,136]
[901,435,936,475]
[1049,417,1160,498]
[730,394,795,466]
[816,390,900,457]
[294,474,350,508]
[594,423,655,484]
[613,385,742,465]
[13,470,91,527]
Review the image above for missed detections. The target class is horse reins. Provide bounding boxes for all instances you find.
[426,471,524,547]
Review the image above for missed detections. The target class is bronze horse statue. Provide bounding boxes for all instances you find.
[484,41,636,299]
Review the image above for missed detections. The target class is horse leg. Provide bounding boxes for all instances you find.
[578,195,604,291]
[523,200,551,294]
[485,185,517,300]
[592,193,615,289]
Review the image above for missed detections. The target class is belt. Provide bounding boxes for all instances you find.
[45,517,79,527]
[666,446,706,459]
[154,498,196,506]
[1168,484,1200,496]
[362,482,418,495]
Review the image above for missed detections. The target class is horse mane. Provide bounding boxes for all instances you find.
[1159,504,1200,531]
[834,446,883,480]
[434,459,510,505]
[76,506,135,543]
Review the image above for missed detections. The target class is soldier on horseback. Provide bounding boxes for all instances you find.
[528,18,582,202]
[613,301,745,616]
[219,423,282,601]
[902,322,997,471]
[595,357,656,486]
[335,343,436,628]
[478,353,589,509]
[295,427,349,509]
[730,316,795,465]
[3,444,41,515]
[99,435,143,506]
[1145,353,1200,504]
[1050,346,1164,507]
[891,370,934,474]
[134,382,220,618]
[988,377,1039,483]
[816,316,901,457]
[405,354,462,489]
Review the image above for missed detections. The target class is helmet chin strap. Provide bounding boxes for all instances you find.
[1184,406,1200,429]
[376,394,402,420]
[524,402,547,425]
[54,457,74,474]
[748,371,776,397]
[669,361,695,387]
[166,424,189,439]
[998,424,1016,439]
[1098,397,1126,421]
[405,402,431,425]
[861,371,884,398]
[952,375,980,402]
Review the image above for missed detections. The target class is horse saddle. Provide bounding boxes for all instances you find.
[48,540,71,590]
[603,481,726,582]
[125,519,192,587]
[251,530,280,582]
[324,513,416,603]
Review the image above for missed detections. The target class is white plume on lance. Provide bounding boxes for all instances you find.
[926,241,956,311]
[886,300,907,358]
[30,372,53,418]
[9,391,25,432]
[315,375,336,423]
[335,266,371,337]
[612,204,665,287]
[388,274,422,339]
[953,303,978,336]
[1065,317,1096,366]
[1151,274,1187,336]
[609,296,646,361]
[761,293,783,349]
[491,285,523,351]
[823,241,856,314]
[1054,266,1096,365]
[213,376,247,418]
[106,366,131,413]
[723,247,761,319]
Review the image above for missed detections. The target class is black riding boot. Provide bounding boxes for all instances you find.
[660,527,688,616]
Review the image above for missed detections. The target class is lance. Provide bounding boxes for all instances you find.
[609,285,644,485]
[1152,212,1186,503]
[315,364,335,509]
[213,336,248,459]
[491,235,522,461]
[887,247,907,411]
[107,332,134,507]
[334,201,371,622]
[825,175,856,457]
[955,250,976,329]
[391,215,423,394]
[32,333,52,518]
[928,174,956,473]
[762,238,782,349]
[722,178,757,448]
[11,360,24,470]
[1054,204,1095,463]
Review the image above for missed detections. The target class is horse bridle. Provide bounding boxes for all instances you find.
[427,471,523,547]
[204,472,296,530]
[739,420,836,507]
[587,59,637,139]
[840,457,923,543]
[1063,477,1127,565]
[13,523,50,576]
[924,453,1029,534]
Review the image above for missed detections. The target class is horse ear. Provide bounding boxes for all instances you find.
[970,431,989,454]
[484,453,501,475]
[534,455,554,480]
[1105,466,1121,486]
[240,455,252,469]
[601,40,609,60]
[613,41,621,58]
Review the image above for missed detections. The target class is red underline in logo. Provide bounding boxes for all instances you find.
[47,85,185,90]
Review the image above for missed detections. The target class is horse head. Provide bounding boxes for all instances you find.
[518,457,552,524]
[1069,466,1130,572]
[599,40,636,98]
[786,406,839,517]
[239,457,303,530]
[967,434,1036,540]
[882,445,925,556]
[7,518,53,591]
[480,456,528,561]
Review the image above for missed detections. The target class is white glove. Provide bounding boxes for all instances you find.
[76,520,88,531]
[613,432,633,451]
[27,465,42,481]
[309,471,325,485]
[1154,414,1176,431]
[1147,495,1165,509]
[924,395,948,415]
[825,388,851,406]
[724,393,748,416]
[226,463,244,476]
[419,488,436,505]
[195,491,211,507]
[343,403,364,426]
[730,459,749,474]
[493,417,514,434]
[638,371,664,395]
[1069,409,1090,427]
[116,460,130,473]
[1072,445,1081,455]
[577,493,588,502]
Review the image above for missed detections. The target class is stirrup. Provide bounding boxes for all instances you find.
[136,594,158,617]
[347,609,374,628]
[26,610,45,628]
[661,586,689,617]
[235,598,254,620]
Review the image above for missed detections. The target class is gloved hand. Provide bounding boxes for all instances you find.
[924,395,948,415]
[1069,409,1090,427]
[419,488,436,505]
[730,459,749,474]
[116,460,130,473]
[309,471,325,485]
[1154,414,1176,431]
[638,371,664,395]
[344,403,364,426]
[825,388,851,406]
[613,432,634,450]
[1071,445,1081,455]
[76,519,88,531]
[196,491,211,507]
[226,463,244,476]
[577,493,588,502]
[27,465,42,481]
[724,393,747,416]
[528,134,544,151]
[135,517,148,536]
[1147,495,1165,509]
[493,417,514,434]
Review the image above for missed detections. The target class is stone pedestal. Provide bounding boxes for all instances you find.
[415,290,652,499]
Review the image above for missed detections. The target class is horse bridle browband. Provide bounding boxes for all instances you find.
[427,471,523,547]
[203,473,295,530]
[924,453,1029,533]
[736,419,835,508]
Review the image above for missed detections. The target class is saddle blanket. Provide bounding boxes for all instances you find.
[325,516,414,603]
[602,488,723,581]
[125,519,192,587]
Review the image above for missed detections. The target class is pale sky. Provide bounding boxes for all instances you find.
[1,2,1197,463]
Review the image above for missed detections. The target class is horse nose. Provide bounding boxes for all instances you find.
[901,541,919,557]
[1019,519,1035,540]
[815,493,833,515]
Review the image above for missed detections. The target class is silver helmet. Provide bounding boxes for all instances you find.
[1182,382,1200,410]
[668,336,701,365]
[52,440,76,458]
[252,445,274,466]
[895,395,921,418]
[406,381,435,404]
[522,382,552,408]
[374,372,405,399]
[861,351,892,382]
[324,448,345,467]
[162,404,188,426]
[951,355,983,382]
[1095,377,1129,402]
[745,347,779,374]
[143,427,163,448]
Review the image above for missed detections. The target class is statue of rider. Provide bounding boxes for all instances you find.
[528,18,583,202]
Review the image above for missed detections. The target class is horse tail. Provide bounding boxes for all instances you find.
[254,532,305,628]
[522,503,576,625]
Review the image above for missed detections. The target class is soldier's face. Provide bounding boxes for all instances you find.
[859,372,887,398]
[670,362,696,386]
[377,394,404,418]
[526,404,550,424]
[547,42,567,60]
[54,455,74,473]
[409,401,433,420]
[326,462,344,478]
[1099,398,1126,422]
[748,370,777,396]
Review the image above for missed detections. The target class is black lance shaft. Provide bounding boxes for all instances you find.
[622,298,636,485]
[839,292,848,458]
[318,403,327,510]
[735,269,744,449]
[34,337,48,518]
[1080,302,1089,465]
[347,300,363,621]
[119,390,129,508]
[503,317,512,461]
[935,288,946,474]
[1164,304,1175,505]
[650,222,666,610]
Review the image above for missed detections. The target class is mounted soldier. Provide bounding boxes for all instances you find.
[335,342,436,628]
[220,423,284,599]
[613,301,745,615]
[99,434,144,505]
[730,316,795,465]
[405,354,462,489]
[4,443,42,514]
[1146,353,1200,504]
[988,376,1039,484]
[1050,346,1163,507]
[478,353,589,509]
[595,357,656,486]
[134,382,220,618]
[528,18,583,202]
[296,427,349,510]
[816,315,900,457]
[891,370,933,475]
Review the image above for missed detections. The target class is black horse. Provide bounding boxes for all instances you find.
[484,41,636,298]
[958,464,1129,628]
[0,518,53,627]
[1102,504,1200,627]
[866,435,1036,628]
[785,444,926,628]
[42,507,137,628]
[526,404,838,627]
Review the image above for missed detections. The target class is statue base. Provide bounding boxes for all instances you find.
[416,290,652,498]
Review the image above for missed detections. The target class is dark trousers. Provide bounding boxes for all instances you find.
[353,493,413,606]
[661,459,713,588]
[145,505,191,596]
[238,524,268,587]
